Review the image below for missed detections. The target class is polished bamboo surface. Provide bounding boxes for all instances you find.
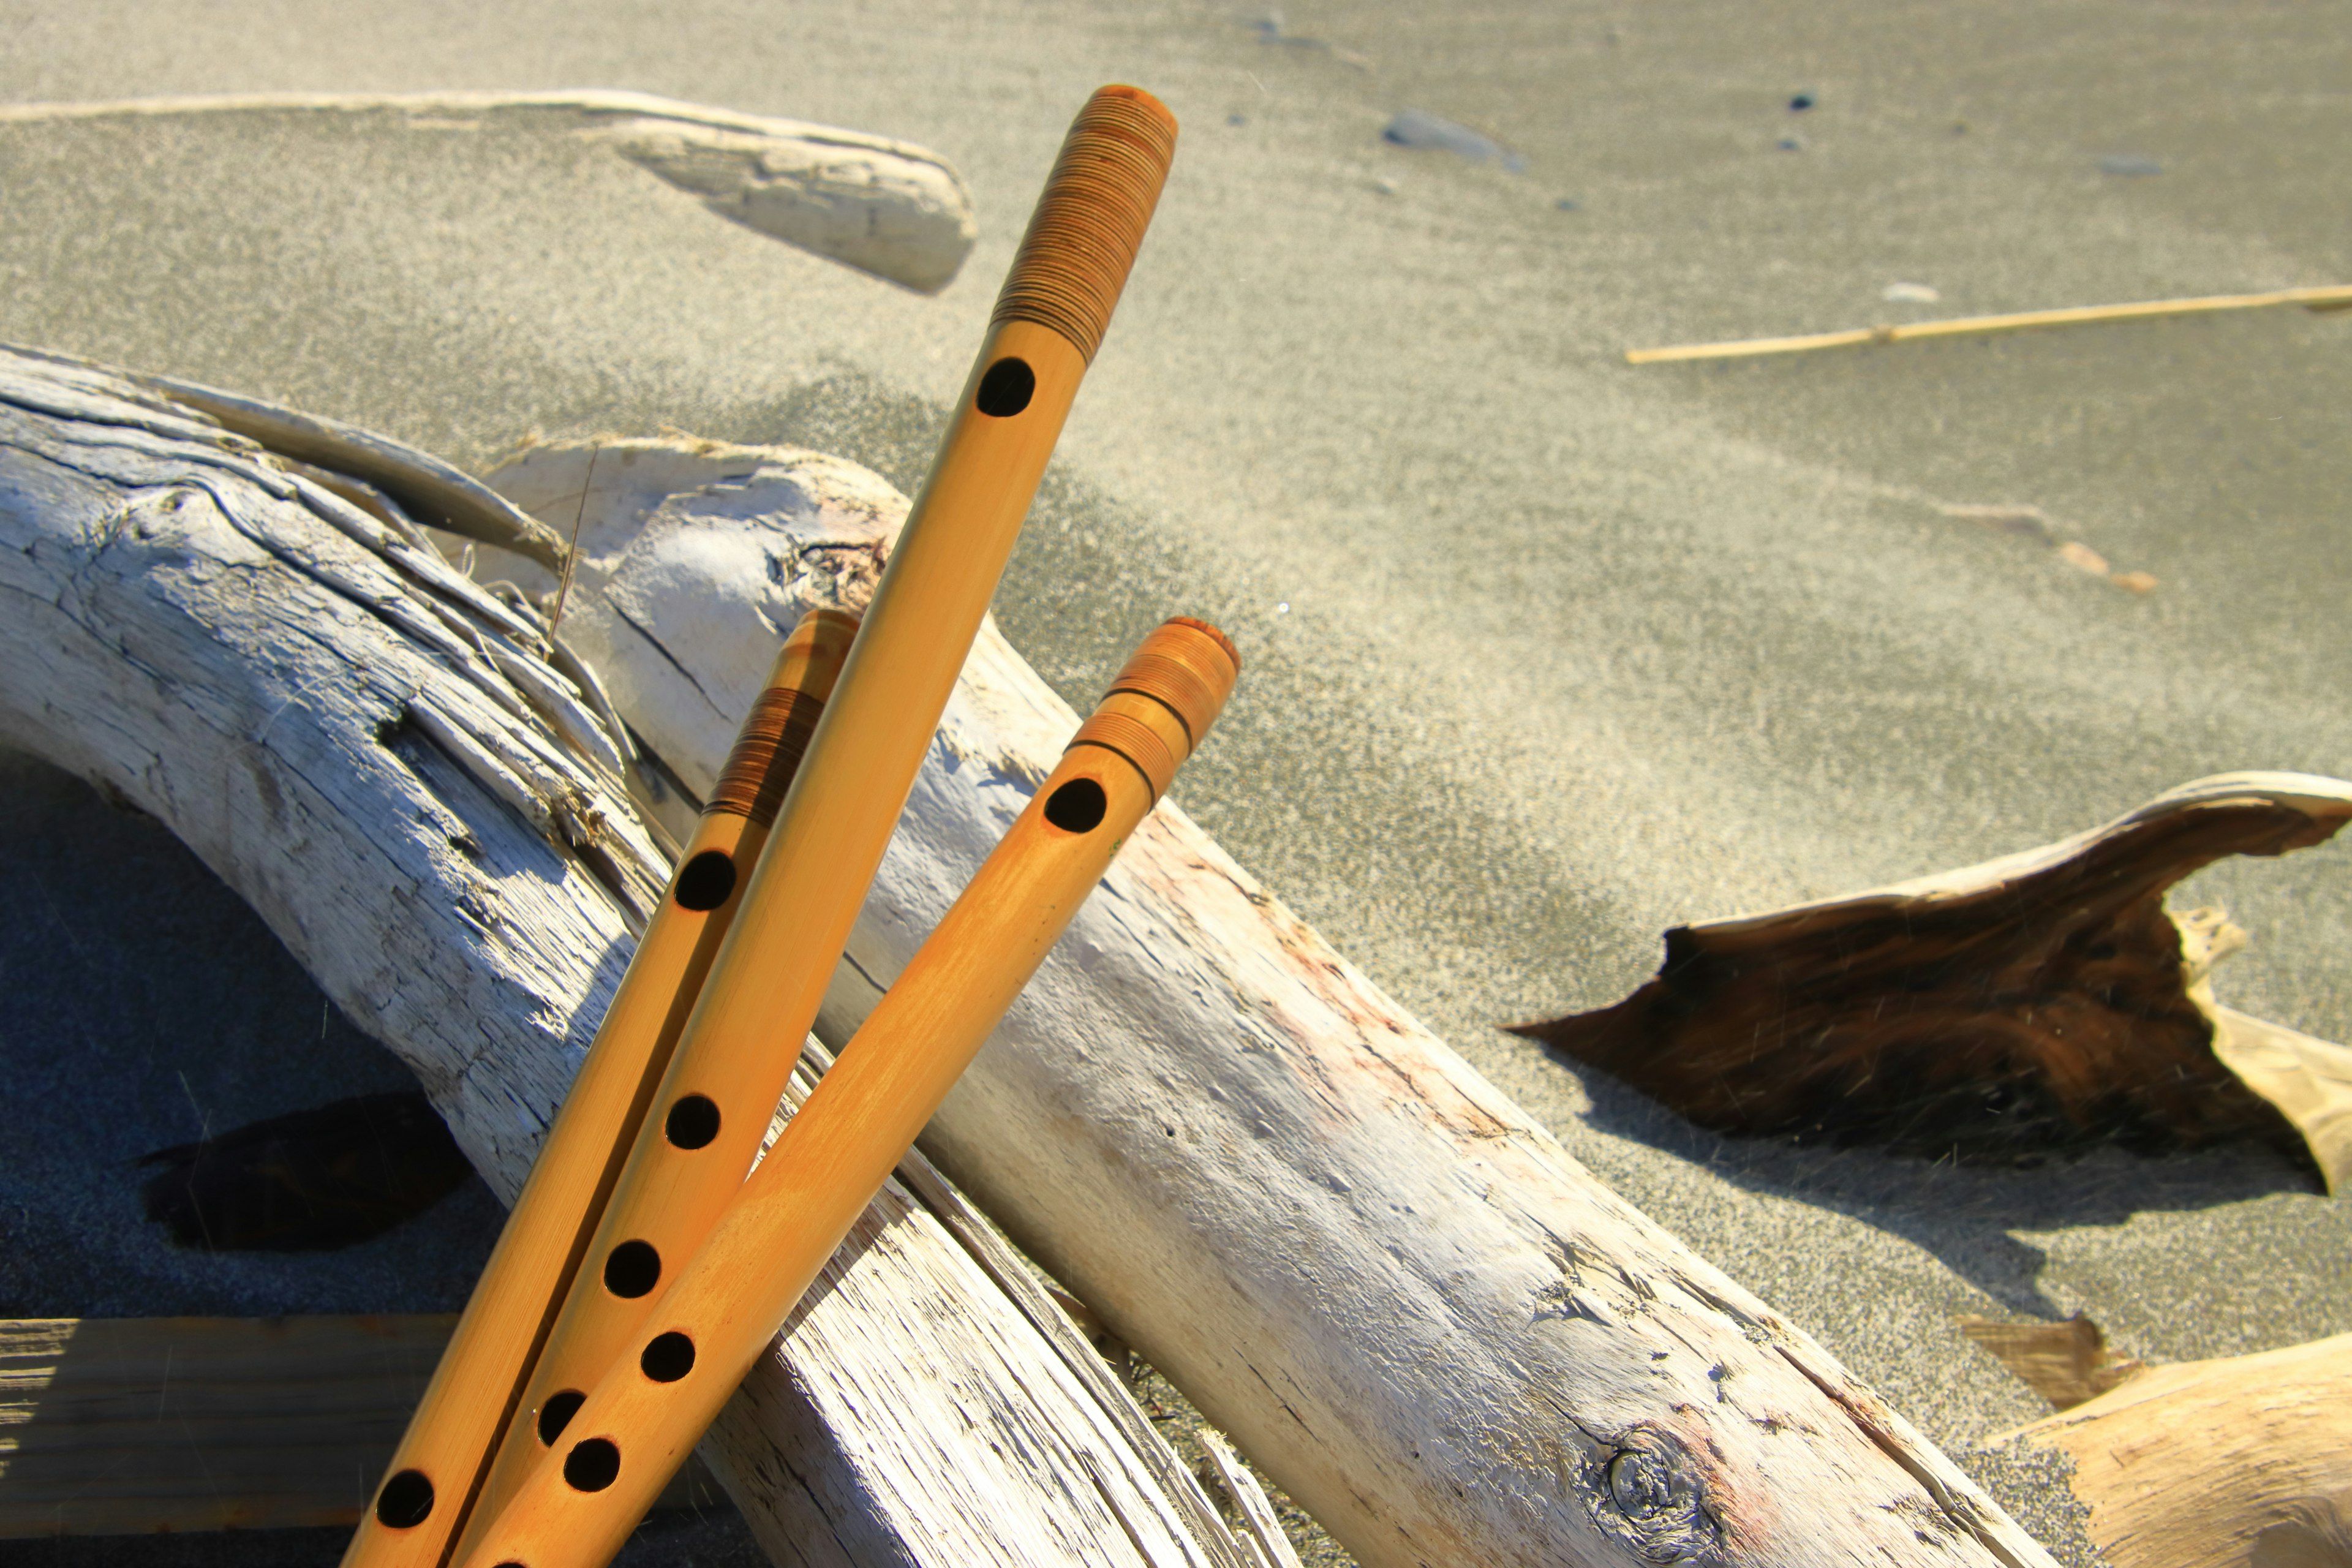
[454,618,1237,1568]
[339,608,855,1568]
[454,85,1180,1551]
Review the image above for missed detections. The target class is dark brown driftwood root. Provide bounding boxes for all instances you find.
[1513,777,2352,1172]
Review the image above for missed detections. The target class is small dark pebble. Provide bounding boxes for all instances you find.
[1777,135,1806,153]
[1789,92,1815,111]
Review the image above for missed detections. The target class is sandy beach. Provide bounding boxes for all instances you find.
[2,2,2348,1562]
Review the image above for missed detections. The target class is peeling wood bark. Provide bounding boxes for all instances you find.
[0,91,978,294]
[0,346,1255,1568]
[1513,778,2352,1183]
[478,434,2064,1568]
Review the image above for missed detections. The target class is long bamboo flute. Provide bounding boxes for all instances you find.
[342,607,858,1568]
[453,84,1182,1553]
[1624,281,2352,364]
[454,617,1239,1568]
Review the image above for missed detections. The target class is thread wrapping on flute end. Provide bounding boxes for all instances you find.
[1068,617,1239,797]
[990,85,1179,363]
[1107,616,1240,740]
[706,608,859,827]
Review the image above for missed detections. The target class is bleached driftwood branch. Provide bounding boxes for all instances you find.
[481,434,2062,1568]
[0,344,1255,1568]
[0,91,977,293]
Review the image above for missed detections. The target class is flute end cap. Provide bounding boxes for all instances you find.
[1091,83,1178,137]
[1164,615,1240,676]
[1110,617,1239,746]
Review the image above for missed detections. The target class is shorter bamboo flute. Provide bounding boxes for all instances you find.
[453,616,1239,1568]
[342,608,858,1568]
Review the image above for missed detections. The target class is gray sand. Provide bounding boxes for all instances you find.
[3,2,2349,1561]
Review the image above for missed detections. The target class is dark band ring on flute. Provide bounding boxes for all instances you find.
[339,607,857,1568]
[452,617,1238,1568]
[448,85,1181,1555]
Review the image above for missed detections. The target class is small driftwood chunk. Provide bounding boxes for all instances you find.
[1989,1333,2352,1568]
[1513,777,2352,1181]
[1953,1313,2146,1412]
[0,346,1254,1568]
[0,90,978,293]
[480,435,2060,1568]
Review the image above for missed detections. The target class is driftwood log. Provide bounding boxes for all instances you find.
[1514,777,2352,1188]
[1988,1332,2352,1568]
[477,432,2060,1568]
[0,344,1257,1568]
[0,343,2062,1565]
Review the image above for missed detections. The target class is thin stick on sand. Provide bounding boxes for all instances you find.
[1625,282,2352,364]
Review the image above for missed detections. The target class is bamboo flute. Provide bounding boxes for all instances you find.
[342,608,858,1568]
[453,84,1181,1554]
[453,617,1239,1568]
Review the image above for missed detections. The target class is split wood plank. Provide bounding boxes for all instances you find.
[0,1316,723,1538]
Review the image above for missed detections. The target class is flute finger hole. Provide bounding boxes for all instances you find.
[672,849,737,911]
[374,1468,434,1528]
[1044,777,1108,833]
[976,356,1035,417]
[641,1331,696,1382]
[603,1240,661,1298]
[537,1389,586,1444]
[665,1093,720,1149]
[563,1437,622,1492]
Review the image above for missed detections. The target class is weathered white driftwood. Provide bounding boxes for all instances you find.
[0,344,1257,1568]
[0,91,977,294]
[481,434,2061,1568]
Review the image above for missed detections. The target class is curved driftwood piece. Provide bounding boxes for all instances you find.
[482,435,2059,1568]
[1988,1332,2352,1568]
[0,347,1256,1568]
[0,89,977,294]
[1513,777,2352,1184]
